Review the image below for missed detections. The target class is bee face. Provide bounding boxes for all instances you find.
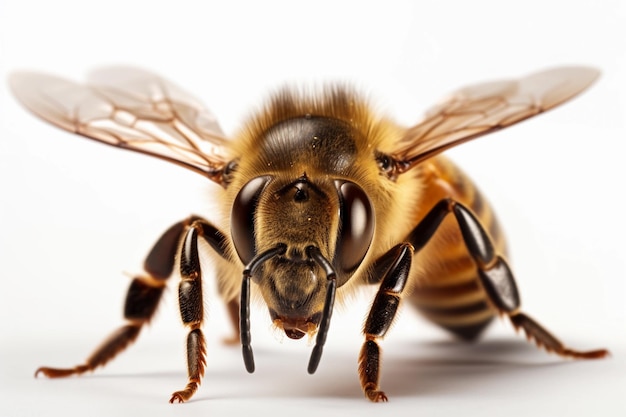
[229,116,376,339]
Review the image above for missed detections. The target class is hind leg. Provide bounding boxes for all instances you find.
[35,218,192,378]
[407,198,608,357]
[36,215,231,380]
[450,200,608,358]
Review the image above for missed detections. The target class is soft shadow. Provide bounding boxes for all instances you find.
[38,337,584,402]
[378,337,573,398]
[194,337,580,401]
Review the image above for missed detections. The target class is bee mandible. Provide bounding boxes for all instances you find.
[10,66,609,402]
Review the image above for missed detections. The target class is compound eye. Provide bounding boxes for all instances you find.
[231,176,272,264]
[334,180,375,274]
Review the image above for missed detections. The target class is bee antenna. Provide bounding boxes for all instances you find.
[306,246,337,374]
[240,244,287,373]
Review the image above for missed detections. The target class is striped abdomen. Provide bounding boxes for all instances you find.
[408,156,507,340]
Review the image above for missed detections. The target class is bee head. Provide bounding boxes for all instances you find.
[230,173,375,373]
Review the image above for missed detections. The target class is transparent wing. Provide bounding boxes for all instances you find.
[392,67,599,171]
[10,67,231,184]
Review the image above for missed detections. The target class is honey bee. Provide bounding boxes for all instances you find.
[10,66,609,403]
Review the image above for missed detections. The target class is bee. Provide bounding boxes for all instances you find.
[10,66,609,403]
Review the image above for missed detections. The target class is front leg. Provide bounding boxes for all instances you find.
[170,219,229,403]
[359,198,608,403]
[360,243,413,402]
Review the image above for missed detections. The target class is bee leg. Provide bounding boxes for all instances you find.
[360,243,414,402]
[35,217,195,379]
[450,201,609,359]
[169,218,229,403]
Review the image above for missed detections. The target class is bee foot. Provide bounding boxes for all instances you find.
[365,389,388,403]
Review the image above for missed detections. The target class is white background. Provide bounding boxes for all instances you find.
[1,0,625,416]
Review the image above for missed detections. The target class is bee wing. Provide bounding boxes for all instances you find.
[9,68,231,184]
[392,67,599,170]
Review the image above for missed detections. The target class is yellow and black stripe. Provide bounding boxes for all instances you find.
[408,156,507,340]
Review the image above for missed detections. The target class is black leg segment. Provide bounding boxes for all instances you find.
[359,243,413,402]
[34,215,233,405]
[34,216,206,379]
[357,198,608,402]
[170,218,224,403]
